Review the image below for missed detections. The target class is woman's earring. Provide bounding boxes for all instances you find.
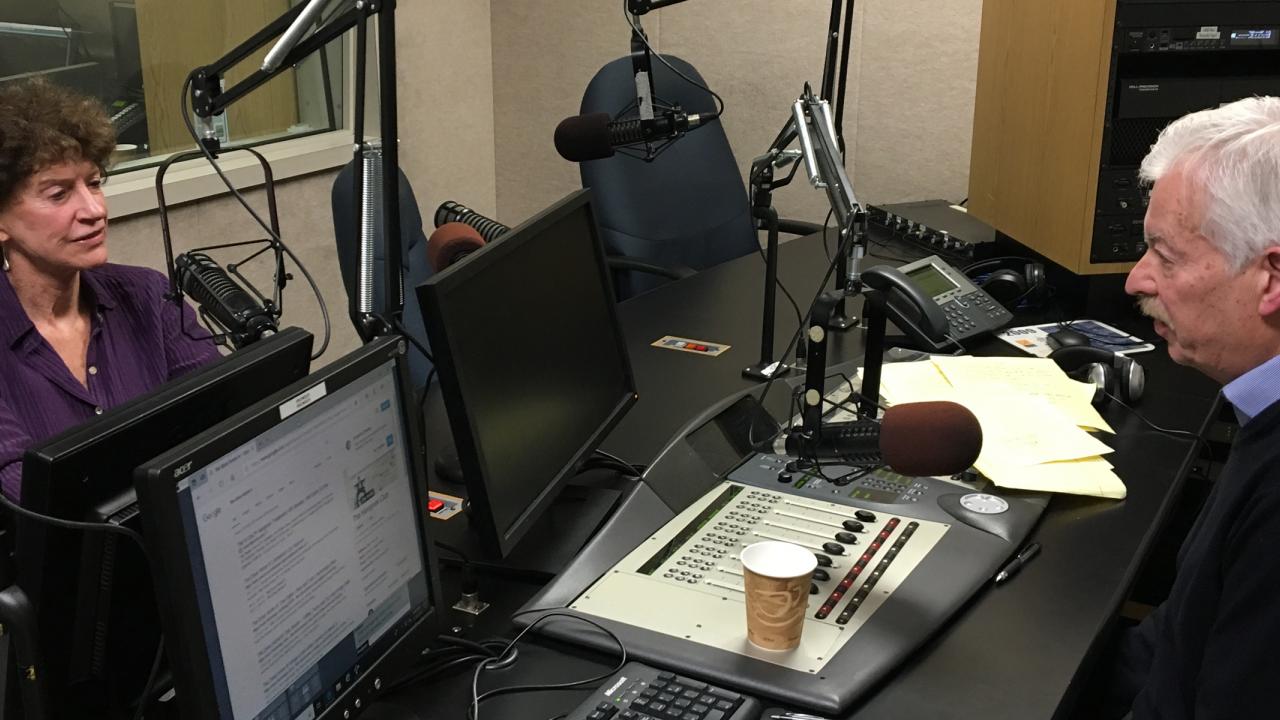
[1,247,8,273]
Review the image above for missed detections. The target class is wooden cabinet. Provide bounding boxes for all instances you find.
[967,0,1130,276]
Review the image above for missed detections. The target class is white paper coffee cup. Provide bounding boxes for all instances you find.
[740,541,817,651]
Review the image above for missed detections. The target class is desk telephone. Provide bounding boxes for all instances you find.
[864,255,1013,350]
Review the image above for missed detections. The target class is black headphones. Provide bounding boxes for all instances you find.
[1049,345,1145,405]
[964,257,1047,309]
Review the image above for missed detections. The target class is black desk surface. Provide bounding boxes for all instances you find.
[400,234,1221,720]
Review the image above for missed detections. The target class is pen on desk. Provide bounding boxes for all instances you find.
[994,542,1041,584]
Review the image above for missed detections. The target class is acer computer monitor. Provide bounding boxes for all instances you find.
[16,327,314,718]
[134,336,441,720]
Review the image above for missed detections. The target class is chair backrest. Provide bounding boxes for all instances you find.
[579,54,757,299]
[330,162,434,385]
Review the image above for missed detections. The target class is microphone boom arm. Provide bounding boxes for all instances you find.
[190,3,365,151]
[796,87,866,327]
[742,85,868,380]
[186,0,404,343]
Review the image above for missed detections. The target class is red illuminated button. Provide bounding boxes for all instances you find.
[427,498,445,513]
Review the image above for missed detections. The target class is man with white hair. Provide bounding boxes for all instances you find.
[1109,96,1280,717]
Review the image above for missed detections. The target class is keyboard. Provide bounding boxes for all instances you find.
[563,662,763,720]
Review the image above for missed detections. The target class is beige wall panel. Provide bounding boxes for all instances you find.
[491,0,635,225]
[659,0,842,225]
[853,0,982,205]
[107,171,361,362]
[491,1,982,229]
[398,0,498,219]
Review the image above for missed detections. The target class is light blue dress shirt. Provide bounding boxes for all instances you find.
[1222,354,1280,425]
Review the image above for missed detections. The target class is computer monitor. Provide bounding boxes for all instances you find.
[16,327,314,718]
[417,189,638,557]
[134,336,440,720]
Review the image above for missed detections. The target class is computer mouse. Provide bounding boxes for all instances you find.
[1047,327,1091,350]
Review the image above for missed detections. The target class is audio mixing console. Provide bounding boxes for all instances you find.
[520,370,1048,713]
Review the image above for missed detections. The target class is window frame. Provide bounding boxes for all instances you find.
[104,23,359,219]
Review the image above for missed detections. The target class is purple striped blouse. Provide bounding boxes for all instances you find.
[0,264,221,500]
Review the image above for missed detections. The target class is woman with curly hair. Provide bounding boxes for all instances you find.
[0,79,219,501]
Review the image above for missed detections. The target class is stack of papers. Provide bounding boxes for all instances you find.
[867,356,1126,499]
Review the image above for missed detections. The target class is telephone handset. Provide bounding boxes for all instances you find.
[865,255,1015,350]
[861,264,953,352]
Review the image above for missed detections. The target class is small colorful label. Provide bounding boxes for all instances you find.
[427,490,465,520]
[652,335,730,357]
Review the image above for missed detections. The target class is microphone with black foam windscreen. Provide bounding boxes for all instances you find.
[433,201,510,243]
[786,401,983,477]
[554,110,712,162]
[175,252,278,348]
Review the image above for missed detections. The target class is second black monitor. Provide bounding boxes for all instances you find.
[418,189,637,557]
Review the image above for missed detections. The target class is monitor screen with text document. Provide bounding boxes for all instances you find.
[135,337,440,720]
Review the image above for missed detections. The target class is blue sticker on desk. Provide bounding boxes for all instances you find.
[652,335,730,357]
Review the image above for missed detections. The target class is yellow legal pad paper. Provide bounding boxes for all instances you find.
[954,392,1114,467]
[869,357,1125,499]
[929,355,1114,433]
[978,456,1127,499]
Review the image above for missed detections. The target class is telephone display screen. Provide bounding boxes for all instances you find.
[905,264,959,299]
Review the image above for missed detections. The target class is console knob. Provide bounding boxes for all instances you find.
[855,510,876,522]
[822,542,846,555]
[814,553,833,567]
[834,531,859,544]
[812,568,830,582]
[843,520,865,532]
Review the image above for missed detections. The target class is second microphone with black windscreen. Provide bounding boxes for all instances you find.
[175,252,278,349]
[433,201,510,242]
[554,111,712,162]
[427,201,514,273]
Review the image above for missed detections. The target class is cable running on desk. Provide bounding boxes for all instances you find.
[468,609,628,720]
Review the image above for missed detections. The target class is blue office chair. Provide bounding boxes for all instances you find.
[330,162,434,386]
[578,55,820,300]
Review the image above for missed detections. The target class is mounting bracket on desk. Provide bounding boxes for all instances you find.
[859,264,955,414]
[742,117,803,380]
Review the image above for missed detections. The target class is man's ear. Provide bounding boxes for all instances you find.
[1258,247,1280,318]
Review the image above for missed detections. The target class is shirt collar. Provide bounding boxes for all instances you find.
[0,267,115,349]
[1222,354,1280,425]
[78,267,118,312]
